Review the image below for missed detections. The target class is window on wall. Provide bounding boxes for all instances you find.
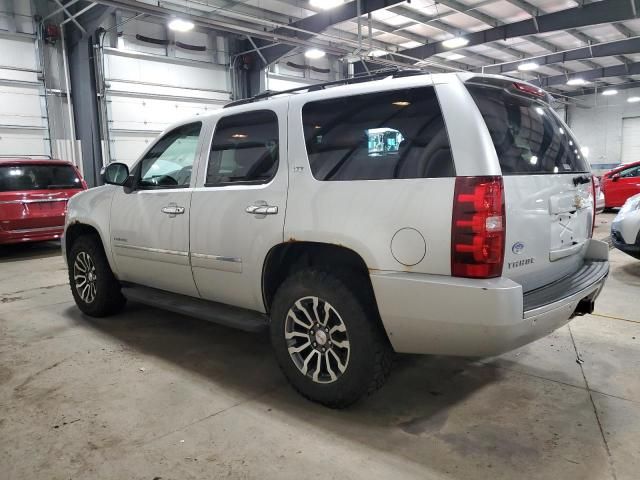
[138,122,202,188]
[301,86,454,181]
[206,110,279,186]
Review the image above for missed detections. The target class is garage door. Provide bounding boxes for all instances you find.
[621,116,640,164]
[103,49,231,166]
[0,34,49,157]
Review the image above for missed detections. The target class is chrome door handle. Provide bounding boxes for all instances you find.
[161,205,185,215]
[245,204,278,215]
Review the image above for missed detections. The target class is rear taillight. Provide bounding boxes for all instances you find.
[451,176,505,279]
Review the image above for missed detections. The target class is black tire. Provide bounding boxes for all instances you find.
[270,268,393,408]
[68,234,126,317]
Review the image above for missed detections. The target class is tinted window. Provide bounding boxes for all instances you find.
[138,122,202,188]
[0,164,81,191]
[467,84,589,175]
[206,110,279,186]
[620,165,640,177]
[302,87,454,181]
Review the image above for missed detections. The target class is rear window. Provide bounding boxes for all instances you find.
[467,84,589,175]
[0,164,81,191]
[302,86,454,181]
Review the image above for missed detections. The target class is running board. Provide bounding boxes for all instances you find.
[121,285,268,333]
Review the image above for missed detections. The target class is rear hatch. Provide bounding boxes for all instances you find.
[467,80,593,292]
[0,163,83,232]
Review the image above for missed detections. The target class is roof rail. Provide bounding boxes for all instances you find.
[223,67,426,109]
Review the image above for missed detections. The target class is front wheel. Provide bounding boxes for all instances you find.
[68,234,126,317]
[270,269,392,408]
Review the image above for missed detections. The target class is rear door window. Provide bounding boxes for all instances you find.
[467,84,589,175]
[206,110,279,186]
[0,164,81,191]
[302,86,454,181]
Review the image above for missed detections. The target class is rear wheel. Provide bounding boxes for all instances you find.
[68,235,126,317]
[270,268,392,408]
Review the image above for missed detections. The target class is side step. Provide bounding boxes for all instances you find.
[121,284,268,333]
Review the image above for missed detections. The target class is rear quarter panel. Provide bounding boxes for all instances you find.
[284,76,472,275]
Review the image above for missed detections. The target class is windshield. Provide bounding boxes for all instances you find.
[467,84,589,175]
[0,164,81,191]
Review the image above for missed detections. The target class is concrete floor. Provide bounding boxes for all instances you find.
[1,213,638,480]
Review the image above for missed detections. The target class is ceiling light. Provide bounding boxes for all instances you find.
[628,96,640,103]
[442,53,465,61]
[602,89,618,96]
[566,78,587,86]
[305,48,325,59]
[231,133,247,139]
[518,62,539,71]
[442,37,469,49]
[529,155,538,165]
[392,101,410,106]
[310,0,343,9]
[168,18,194,32]
[368,50,388,57]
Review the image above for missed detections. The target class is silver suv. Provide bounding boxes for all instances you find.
[63,72,609,407]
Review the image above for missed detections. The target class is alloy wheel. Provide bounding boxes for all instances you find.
[284,296,351,384]
[73,251,97,304]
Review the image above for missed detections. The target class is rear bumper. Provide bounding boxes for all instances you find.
[0,225,64,245]
[370,239,609,356]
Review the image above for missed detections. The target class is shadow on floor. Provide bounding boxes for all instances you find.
[0,241,61,263]
[65,301,605,478]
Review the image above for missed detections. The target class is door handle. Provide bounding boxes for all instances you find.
[245,204,278,215]
[161,205,185,215]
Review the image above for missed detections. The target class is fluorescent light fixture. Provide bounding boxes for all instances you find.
[518,62,539,71]
[231,133,247,139]
[368,50,388,57]
[529,155,538,165]
[535,107,544,115]
[310,0,343,8]
[581,147,589,157]
[392,101,410,107]
[305,48,325,59]
[168,18,194,32]
[628,96,640,103]
[559,127,565,135]
[566,78,587,86]
[442,37,469,49]
[441,52,465,61]
[602,89,618,96]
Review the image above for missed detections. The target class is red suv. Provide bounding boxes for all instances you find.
[601,160,640,209]
[0,158,87,245]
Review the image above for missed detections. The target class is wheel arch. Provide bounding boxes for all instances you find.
[64,222,116,274]
[262,241,377,314]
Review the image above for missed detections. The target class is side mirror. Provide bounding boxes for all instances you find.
[103,162,130,186]
[611,174,620,182]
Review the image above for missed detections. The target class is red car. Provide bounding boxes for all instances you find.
[601,160,640,209]
[0,158,87,245]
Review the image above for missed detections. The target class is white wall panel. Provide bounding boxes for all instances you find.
[568,87,640,167]
[621,116,640,164]
[102,49,230,164]
[0,34,49,156]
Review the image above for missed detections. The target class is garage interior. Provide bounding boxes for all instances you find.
[1,0,640,479]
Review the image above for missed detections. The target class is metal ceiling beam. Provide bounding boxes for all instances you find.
[476,36,640,73]
[397,0,639,61]
[258,0,407,64]
[534,61,640,88]
[612,21,636,37]
[563,79,640,96]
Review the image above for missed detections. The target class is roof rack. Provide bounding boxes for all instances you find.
[223,67,426,109]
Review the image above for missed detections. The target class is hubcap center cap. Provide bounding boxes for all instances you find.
[314,329,328,346]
